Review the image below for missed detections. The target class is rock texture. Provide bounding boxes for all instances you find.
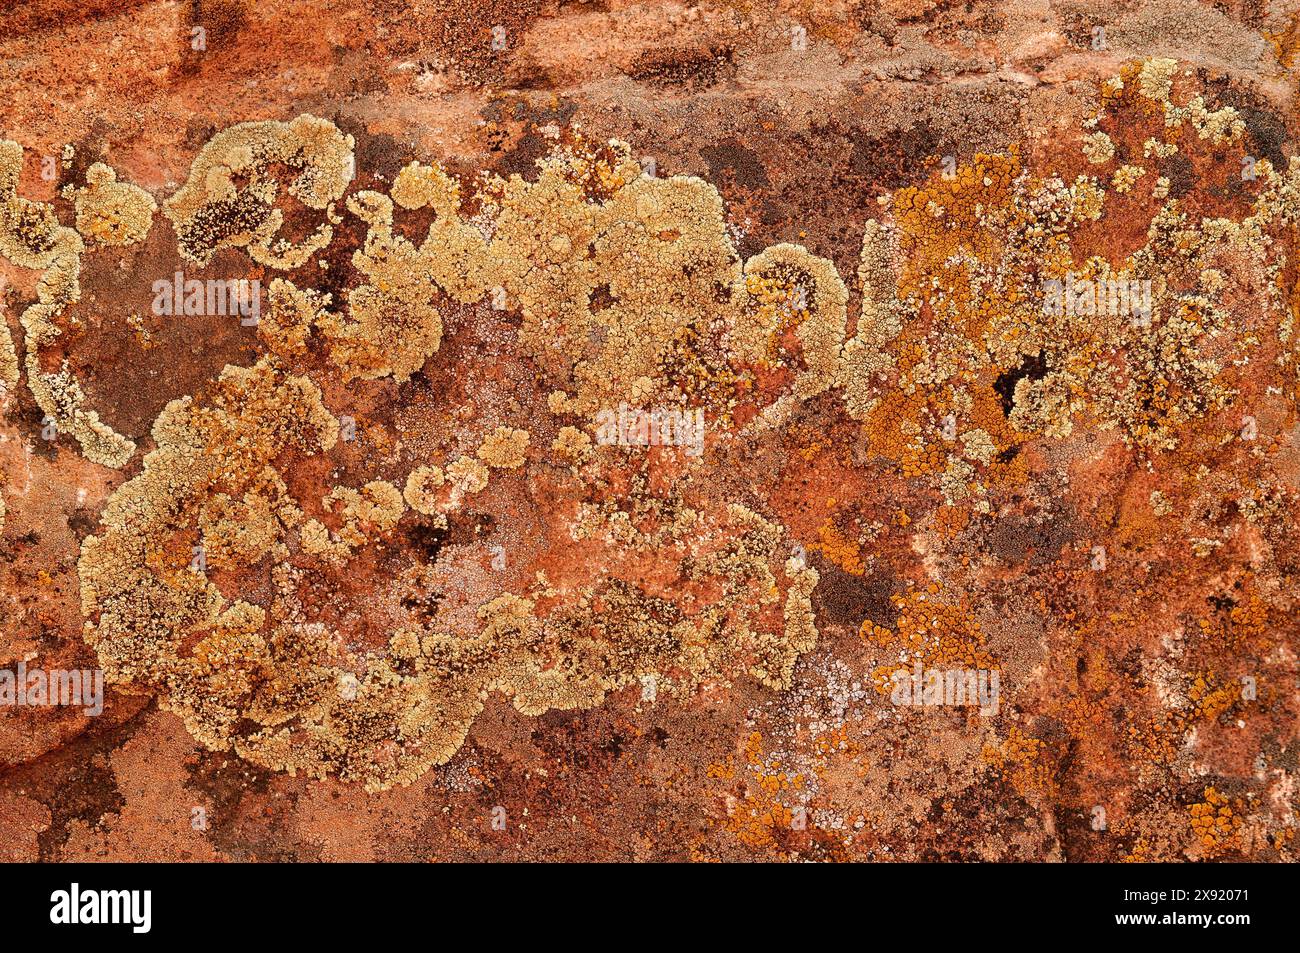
[0,0,1298,861]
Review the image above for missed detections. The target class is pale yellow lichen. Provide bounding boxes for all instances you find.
[257,278,329,361]
[742,243,848,401]
[1143,138,1179,160]
[25,364,136,468]
[486,151,746,413]
[838,219,903,420]
[306,185,472,383]
[1112,164,1146,193]
[1136,57,1179,105]
[1185,96,1246,144]
[446,455,489,495]
[162,115,354,267]
[53,64,1300,797]
[390,161,461,218]
[552,425,592,464]
[402,465,445,515]
[1082,131,1116,165]
[1,139,136,466]
[0,310,16,394]
[72,163,156,246]
[80,353,820,789]
[477,426,530,469]
[300,480,406,565]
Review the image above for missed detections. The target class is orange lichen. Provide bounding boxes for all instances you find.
[1189,786,1243,857]
[982,727,1054,799]
[861,584,998,693]
[811,518,865,576]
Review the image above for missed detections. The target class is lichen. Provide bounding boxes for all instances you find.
[1,138,136,466]
[476,426,530,469]
[59,58,1300,807]
[162,115,354,268]
[402,465,445,516]
[0,308,17,394]
[71,163,156,247]
[79,355,820,789]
